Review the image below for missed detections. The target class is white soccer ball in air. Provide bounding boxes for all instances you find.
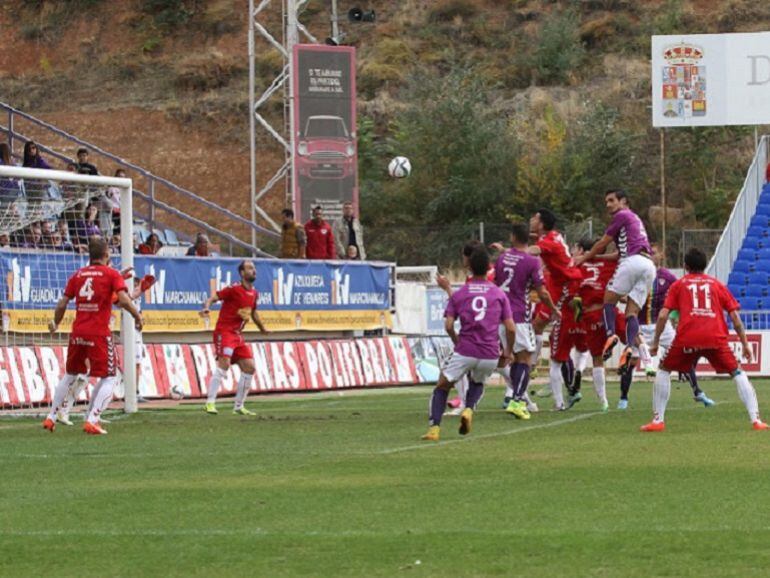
[388,156,411,178]
[170,385,185,400]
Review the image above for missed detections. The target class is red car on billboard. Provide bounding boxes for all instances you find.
[296,115,356,186]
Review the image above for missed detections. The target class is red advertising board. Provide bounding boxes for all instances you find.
[696,334,762,373]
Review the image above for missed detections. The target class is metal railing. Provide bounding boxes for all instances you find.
[1,102,279,258]
[707,135,768,283]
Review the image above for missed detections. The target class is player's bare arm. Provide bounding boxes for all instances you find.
[436,274,452,297]
[116,290,143,331]
[526,245,542,256]
[49,295,72,333]
[593,251,620,262]
[575,234,612,266]
[251,310,268,333]
[729,310,754,364]
[444,315,458,345]
[200,294,221,316]
[651,306,670,357]
[536,286,561,320]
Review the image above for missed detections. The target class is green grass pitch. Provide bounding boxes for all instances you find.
[4,378,770,577]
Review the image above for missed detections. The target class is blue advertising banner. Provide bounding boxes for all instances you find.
[0,251,392,333]
[425,287,449,336]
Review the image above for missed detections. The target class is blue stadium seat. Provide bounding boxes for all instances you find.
[757,194,770,207]
[755,260,770,273]
[741,297,761,310]
[729,271,749,286]
[756,204,770,216]
[748,271,768,285]
[729,284,746,298]
[746,285,767,297]
[738,248,756,262]
[758,248,770,262]
[750,215,770,228]
[164,229,180,245]
[733,260,751,273]
[743,237,762,251]
[747,225,769,238]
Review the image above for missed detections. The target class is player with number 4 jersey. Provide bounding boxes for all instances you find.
[422,247,515,442]
[42,238,143,435]
[641,248,767,432]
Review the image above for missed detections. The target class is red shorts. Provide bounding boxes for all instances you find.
[535,282,570,323]
[551,305,584,362]
[214,331,252,363]
[66,334,116,378]
[661,341,738,374]
[581,309,605,357]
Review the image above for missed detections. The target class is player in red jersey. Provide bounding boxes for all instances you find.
[42,238,143,435]
[200,259,268,415]
[564,238,618,411]
[528,208,583,409]
[641,248,767,432]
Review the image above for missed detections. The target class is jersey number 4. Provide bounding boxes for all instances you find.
[79,278,95,301]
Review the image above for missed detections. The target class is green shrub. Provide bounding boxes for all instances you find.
[532,8,585,85]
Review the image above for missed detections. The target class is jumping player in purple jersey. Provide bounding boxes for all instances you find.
[575,189,656,373]
[494,223,559,419]
[422,247,516,441]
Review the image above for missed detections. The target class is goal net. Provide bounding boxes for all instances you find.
[0,165,135,416]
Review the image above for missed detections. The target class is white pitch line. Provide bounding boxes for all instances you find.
[380,411,603,455]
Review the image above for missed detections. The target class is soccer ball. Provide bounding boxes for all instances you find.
[388,156,411,178]
[170,385,185,400]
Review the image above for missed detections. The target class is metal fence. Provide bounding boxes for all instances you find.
[707,135,768,283]
[1,102,279,257]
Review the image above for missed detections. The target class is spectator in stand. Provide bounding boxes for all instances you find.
[75,148,99,175]
[346,245,360,260]
[333,201,366,260]
[110,233,121,255]
[106,169,125,233]
[22,141,51,169]
[0,233,9,249]
[41,221,55,246]
[186,233,211,257]
[72,203,102,246]
[14,223,43,249]
[50,230,74,252]
[304,206,335,260]
[0,143,12,166]
[280,208,306,259]
[138,233,161,255]
[57,219,73,245]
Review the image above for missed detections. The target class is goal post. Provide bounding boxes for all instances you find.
[0,165,135,415]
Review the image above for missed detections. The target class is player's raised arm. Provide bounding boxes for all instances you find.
[116,290,143,331]
[49,294,72,333]
[575,234,612,266]
[201,293,221,317]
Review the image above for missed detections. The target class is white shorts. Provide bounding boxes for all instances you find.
[608,254,656,308]
[499,323,536,354]
[640,322,675,351]
[442,353,498,384]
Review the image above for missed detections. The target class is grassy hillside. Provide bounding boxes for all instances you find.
[1,0,768,262]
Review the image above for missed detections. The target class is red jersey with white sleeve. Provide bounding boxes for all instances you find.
[215,283,259,334]
[64,265,127,336]
[663,273,738,349]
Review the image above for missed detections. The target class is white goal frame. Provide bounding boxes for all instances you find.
[0,165,136,413]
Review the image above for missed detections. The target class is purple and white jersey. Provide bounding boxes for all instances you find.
[641,267,677,324]
[445,279,512,360]
[494,248,543,323]
[605,208,651,259]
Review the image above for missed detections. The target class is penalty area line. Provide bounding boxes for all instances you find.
[380,411,602,455]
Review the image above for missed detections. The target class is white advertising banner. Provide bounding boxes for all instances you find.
[652,32,770,127]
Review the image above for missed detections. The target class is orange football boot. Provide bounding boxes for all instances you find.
[752,420,769,431]
[640,421,666,432]
[83,421,108,435]
[42,417,55,433]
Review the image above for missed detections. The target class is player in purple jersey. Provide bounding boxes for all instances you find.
[575,189,656,373]
[422,247,516,441]
[636,244,715,407]
[494,223,559,419]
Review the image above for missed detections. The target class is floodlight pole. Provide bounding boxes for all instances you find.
[248,0,257,249]
[331,0,340,39]
[287,0,299,212]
